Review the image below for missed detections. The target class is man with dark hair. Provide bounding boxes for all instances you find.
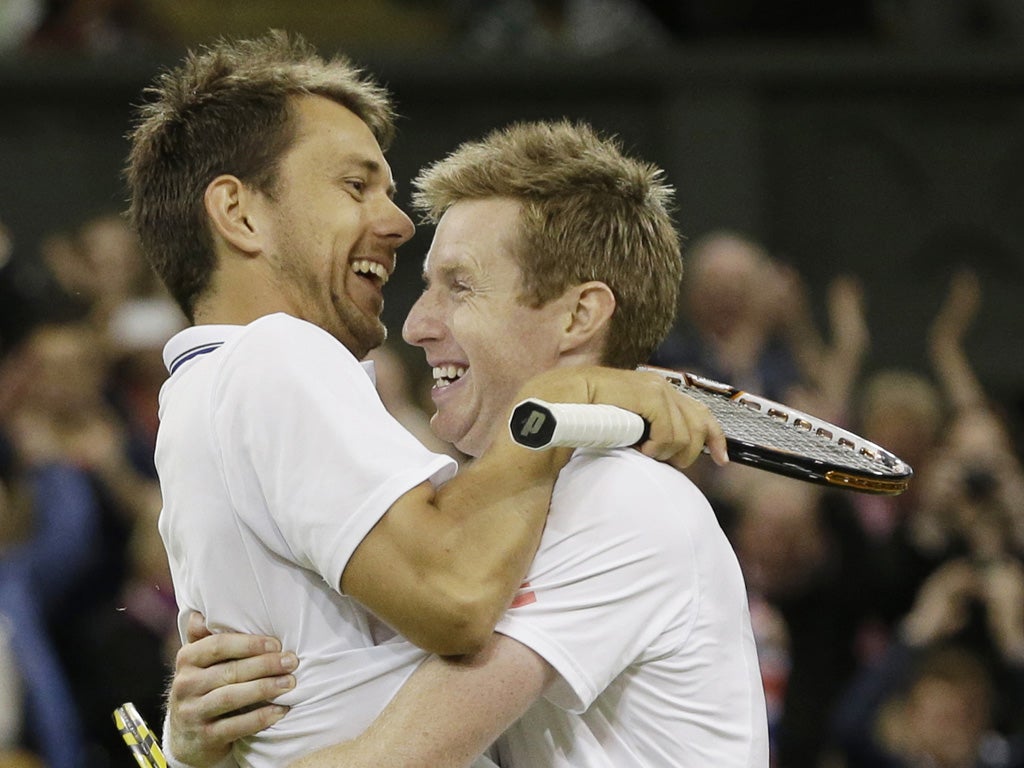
[126,31,726,768]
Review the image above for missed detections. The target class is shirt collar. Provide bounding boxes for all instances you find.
[163,322,378,382]
[163,324,240,375]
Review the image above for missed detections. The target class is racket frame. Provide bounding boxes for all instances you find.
[638,365,912,495]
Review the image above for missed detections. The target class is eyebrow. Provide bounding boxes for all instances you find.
[423,262,473,286]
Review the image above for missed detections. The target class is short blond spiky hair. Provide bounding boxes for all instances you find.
[412,120,682,369]
[125,30,395,321]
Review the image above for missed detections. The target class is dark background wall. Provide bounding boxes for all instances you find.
[2,42,1023,411]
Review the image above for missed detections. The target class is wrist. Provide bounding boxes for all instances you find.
[162,713,237,768]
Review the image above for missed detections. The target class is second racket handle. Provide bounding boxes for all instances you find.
[509,399,649,450]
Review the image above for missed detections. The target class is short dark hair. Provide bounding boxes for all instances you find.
[125,30,396,321]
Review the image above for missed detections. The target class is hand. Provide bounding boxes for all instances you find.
[826,276,868,359]
[519,366,728,469]
[901,559,978,647]
[929,268,981,352]
[167,612,298,767]
[978,559,1024,663]
[762,260,811,333]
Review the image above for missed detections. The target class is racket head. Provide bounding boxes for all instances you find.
[113,702,168,768]
[639,365,913,495]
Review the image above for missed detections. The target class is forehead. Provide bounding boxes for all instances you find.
[288,95,394,180]
[422,197,523,276]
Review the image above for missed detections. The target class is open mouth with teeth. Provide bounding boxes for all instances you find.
[432,365,467,389]
[351,259,390,287]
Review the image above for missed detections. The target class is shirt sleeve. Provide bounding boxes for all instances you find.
[213,316,457,592]
[493,450,705,713]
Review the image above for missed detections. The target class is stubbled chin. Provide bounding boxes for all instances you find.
[428,409,459,449]
[429,402,481,457]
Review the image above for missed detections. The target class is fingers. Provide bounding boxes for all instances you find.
[169,699,291,766]
[636,377,727,469]
[701,409,730,467]
[196,658,298,718]
[517,366,727,469]
[186,611,212,643]
[178,631,282,672]
[202,702,291,744]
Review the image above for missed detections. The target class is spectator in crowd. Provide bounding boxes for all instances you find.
[66,494,178,766]
[653,230,869,420]
[0,387,98,768]
[26,0,162,53]
[0,318,168,765]
[832,561,1024,768]
[0,218,38,358]
[829,267,1024,768]
[729,473,873,768]
[652,230,803,402]
[451,0,671,55]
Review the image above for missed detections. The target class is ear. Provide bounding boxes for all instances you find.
[558,281,616,357]
[204,175,265,256]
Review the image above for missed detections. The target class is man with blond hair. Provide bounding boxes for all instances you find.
[166,118,767,767]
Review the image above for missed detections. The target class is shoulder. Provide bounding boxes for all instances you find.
[212,314,376,414]
[560,447,707,507]
[221,313,362,381]
[236,313,354,362]
[552,448,718,549]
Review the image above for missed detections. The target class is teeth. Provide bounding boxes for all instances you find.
[432,365,467,387]
[351,260,389,285]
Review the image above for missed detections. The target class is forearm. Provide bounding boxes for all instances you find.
[344,365,722,655]
[344,429,568,655]
[288,635,551,768]
[428,432,569,637]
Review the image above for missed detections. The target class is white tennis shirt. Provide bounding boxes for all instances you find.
[156,313,456,767]
[157,312,767,767]
[494,447,769,767]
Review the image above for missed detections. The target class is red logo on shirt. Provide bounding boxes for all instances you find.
[510,581,537,608]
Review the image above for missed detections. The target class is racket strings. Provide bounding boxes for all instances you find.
[679,384,899,475]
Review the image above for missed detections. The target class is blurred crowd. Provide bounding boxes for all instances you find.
[2,0,1024,58]
[0,212,186,767]
[651,231,1024,768]
[1,210,1022,768]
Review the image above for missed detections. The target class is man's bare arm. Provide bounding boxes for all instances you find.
[166,629,549,768]
[289,634,554,768]
[344,365,726,657]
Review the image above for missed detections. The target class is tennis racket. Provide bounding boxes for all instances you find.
[509,365,913,495]
[113,702,168,768]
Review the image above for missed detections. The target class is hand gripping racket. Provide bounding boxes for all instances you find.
[509,365,913,495]
[113,702,168,768]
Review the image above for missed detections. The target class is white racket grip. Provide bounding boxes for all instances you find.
[509,399,648,450]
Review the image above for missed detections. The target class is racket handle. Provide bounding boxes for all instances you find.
[509,399,649,449]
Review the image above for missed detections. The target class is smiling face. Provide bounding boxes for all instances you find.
[259,95,414,358]
[402,198,573,457]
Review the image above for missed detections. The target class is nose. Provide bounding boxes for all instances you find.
[376,197,415,246]
[402,287,442,348]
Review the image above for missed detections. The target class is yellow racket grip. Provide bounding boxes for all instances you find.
[114,702,168,768]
